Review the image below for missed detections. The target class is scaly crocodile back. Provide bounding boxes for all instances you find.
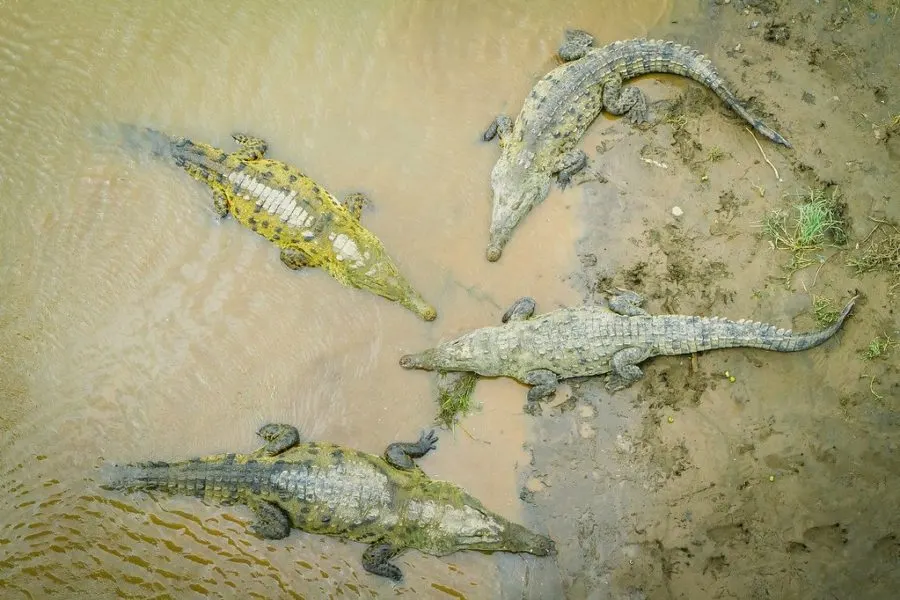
[524,38,790,148]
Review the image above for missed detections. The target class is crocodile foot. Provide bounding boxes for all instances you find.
[502,297,536,323]
[362,543,404,581]
[384,430,438,470]
[606,288,649,316]
[558,29,595,62]
[256,423,302,456]
[249,500,291,539]
[482,115,513,142]
[602,74,649,125]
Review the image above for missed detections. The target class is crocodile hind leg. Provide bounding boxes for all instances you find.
[280,247,313,270]
[212,190,229,218]
[607,288,650,317]
[362,542,405,581]
[256,423,302,456]
[231,133,268,161]
[502,297,536,323]
[248,500,291,539]
[482,115,513,143]
[524,369,559,404]
[553,149,588,189]
[558,29,595,62]
[602,74,649,125]
[384,430,438,470]
[341,192,369,221]
[606,346,654,392]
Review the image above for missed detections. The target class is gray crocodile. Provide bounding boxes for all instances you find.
[400,290,855,407]
[481,32,792,261]
[102,123,436,321]
[101,424,555,581]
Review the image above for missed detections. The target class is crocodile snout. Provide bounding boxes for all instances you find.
[486,243,503,262]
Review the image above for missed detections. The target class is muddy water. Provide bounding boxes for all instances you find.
[0,1,672,598]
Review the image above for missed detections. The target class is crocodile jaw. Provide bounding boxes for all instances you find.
[347,261,437,321]
[486,158,552,262]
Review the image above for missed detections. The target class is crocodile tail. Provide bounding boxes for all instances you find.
[696,296,857,353]
[613,39,791,148]
[98,460,178,493]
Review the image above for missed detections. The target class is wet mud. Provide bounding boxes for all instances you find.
[1,0,898,599]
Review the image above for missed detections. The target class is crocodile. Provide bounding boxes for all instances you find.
[107,124,437,321]
[400,290,855,408]
[101,423,555,581]
[481,32,792,262]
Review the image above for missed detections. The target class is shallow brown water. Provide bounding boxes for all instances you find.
[0,1,671,598]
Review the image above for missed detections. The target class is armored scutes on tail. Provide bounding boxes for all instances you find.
[100,123,436,321]
[481,32,792,261]
[400,290,855,411]
[102,423,554,581]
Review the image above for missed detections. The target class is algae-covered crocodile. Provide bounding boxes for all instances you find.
[481,32,792,261]
[108,124,436,321]
[400,290,855,408]
[101,423,554,581]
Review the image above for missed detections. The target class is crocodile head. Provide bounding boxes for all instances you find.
[346,256,437,321]
[458,518,557,557]
[486,156,552,262]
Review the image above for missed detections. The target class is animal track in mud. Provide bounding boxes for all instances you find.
[706,522,751,545]
[802,523,848,549]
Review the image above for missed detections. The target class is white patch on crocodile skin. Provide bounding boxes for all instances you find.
[253,181,267,197]
[286,206,302,225]
[405,500,502,541]
[262,192,279,211]
[258,187,272,203]
[301,230,315,241]
[268,462,394,526]
[268,191,285,214]
[243,194,250,201]
[333,233,349,252]
[331,234,364,267]
[327,233,337,242]
[227,171,237,182]
[302,214,315,227]
[279,199,297,220]
[266,191,284,210]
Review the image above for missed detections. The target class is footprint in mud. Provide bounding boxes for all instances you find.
[872,534,899,563]
[706,522,750,545]
[802,523,849,549]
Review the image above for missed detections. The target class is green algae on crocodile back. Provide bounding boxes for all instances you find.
[400,290,856,411]
[481,32,792,262]
[110,124,436,321]
[101,424,555,582]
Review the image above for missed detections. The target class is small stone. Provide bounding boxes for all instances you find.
[749,20,760,28]
[579,404,596,418]
[667,416,675,424]
[733,43,743,53]
[672,206,684,217]
[579,423,596,439]
[525,477,546,493]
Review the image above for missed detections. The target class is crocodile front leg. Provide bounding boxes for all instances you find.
[231,133,268,161]
[256,423,302,455]
[340,192,369,221]
[384,430,438,470]
[607,288,650,317]
[501,297,536,323]
[248,500,291,539]
[362,542,405,581]
[606,346,654,392]
[558,29,595,61]
[553,150,588,189]
[482,115,513,143]
[280,247,312,270]
[212,190,229,218]
[602,74,649,125]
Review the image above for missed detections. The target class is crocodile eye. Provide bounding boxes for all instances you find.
[321,515,331,524]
